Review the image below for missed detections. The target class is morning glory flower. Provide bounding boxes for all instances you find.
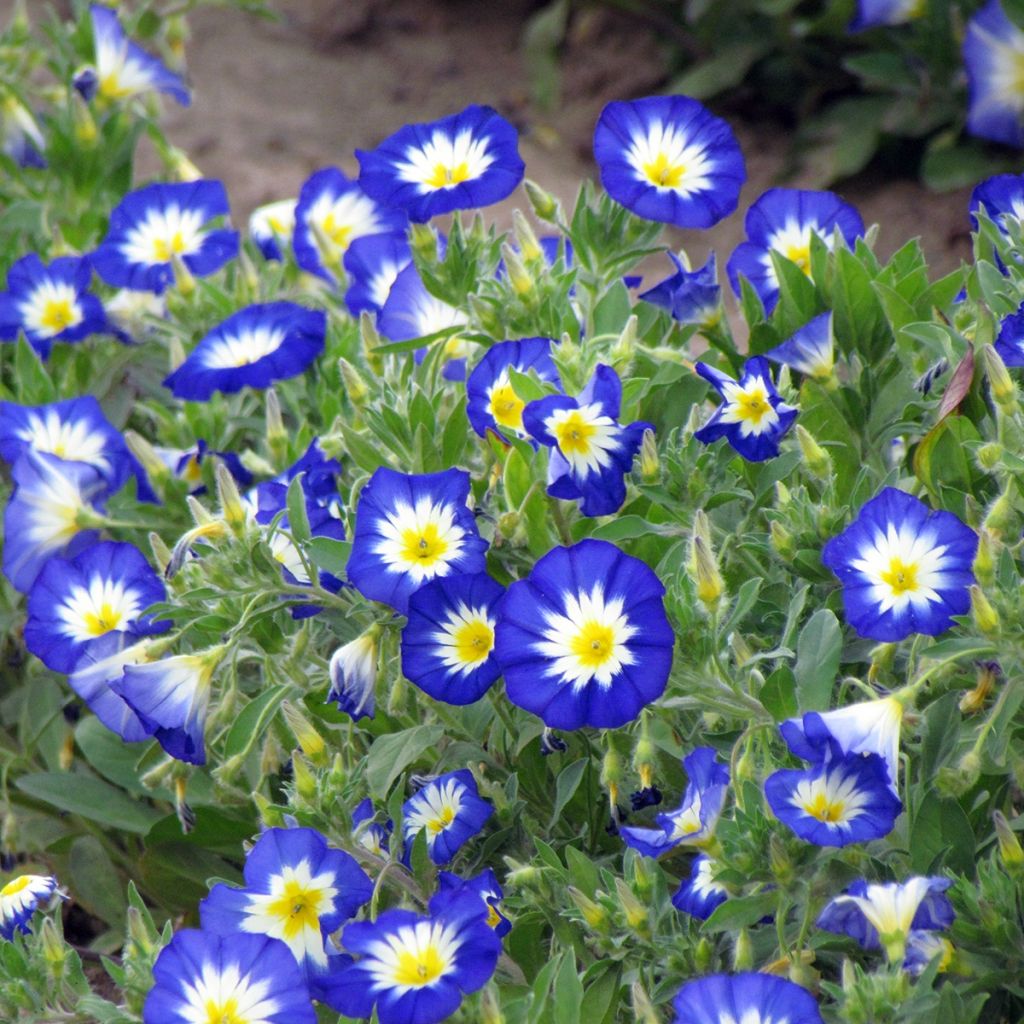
[593,95,746,229]
[0,254,106,358]
[903,929,954,976]
[638,252,722,329]
[694,356,798,462]
[163,302,326,400]
[765,751,902,847]
[995,302,1024,367]
[154,439,253,494]
[24,541,167,674]
[276,439,342,511]
[318,890,501,1024]
[292,167,407,283]
[67,635,155,742]
[77,5,190,107]
[671,855,729,921]
[496,539,674,729]
[764,311,835,380]
[357,105,525,222]
[3,451,108,593]
[110,646,226,764]
[619,747,729,857]
[346,467,488,614]
[352,798,391,856]
[343,231,412,317]
[0,95,46,168]
[964,1,1024,149]
[430,869,511,938]
[328,633,378,721]
[200,826,373,980]
[143,930,316,1024]
[0,875,59,940]
[466,337,562,439]
[970,172,1024,235]
[726,187,865,312]
[248,198,296,261]
[821,487,978,642]
[523,364,651,517]
[817,876,954,960]
[91,180,239,293]
[401,573,505,706]
[402,769,493,866]
[671,973,825,1024]
[849,0,925,31]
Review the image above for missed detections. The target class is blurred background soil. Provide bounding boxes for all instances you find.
[161,0,974,283]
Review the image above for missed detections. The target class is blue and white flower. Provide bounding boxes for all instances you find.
[343,231,412,317]
[164,302,326,400]
[0,875,59,941]
[292,167,407,282]
[402,769,493,866]
[995,302,1024,367]
[849,0,925,31]
[671,972,825,1024]
[24,541,167,674]
[401,573,505,706]
[970,172,1024,234]
[248,199,296,261]
[593,95,746,229]
[154,439,253,495]
[352,798,391,856]
[726,187,865,312]
[3,451,108,593]
[103,287,166,344]
[964,1,1024,149]
[430,868,510,938]
[817,876,954,960]
[276,438,342,511]
[523,364,651,517]
[821,487,978,642]
[496,540,673,730]
[0,254,106,358]
[694,356,798,462]
[765,751,902,847]
[200,826,373,980]
[319,890,501,1024]
[0,95,46,169]
[77,4,190,107]
[671,855,729,921]
[764,311,835,380]
[638,252,722,329]
[903,929,954,976]
[328,632,378,721]
[619,747,729,857]
[143,930,316,1024]
[67,635,155,742]
[357,105,525,222]
[346,467,488,614]
[91,180,239,293]
[466,337,561,439]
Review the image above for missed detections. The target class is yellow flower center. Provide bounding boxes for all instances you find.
[98,73,130,101]
[803,791,845,823]
[263,878,326,940]
[424,162,470,189]
[320,212,352,249]
[0,876,31,898]
[399,524,449,567]
[489,382,525,431]
[82,602,123,637]
[451,619,494,666]
[427,807,455,835]
[568,621,615,670]
[152,231,186,263]
[880,556,919,596]
[783,242,812,275]
[486,904,502,929]
[393,943,447,986]
[203,997,245,1024]
[40,297,79,334]
[553,410,597,456]
[642,151,686,188]
[734,387,771,425]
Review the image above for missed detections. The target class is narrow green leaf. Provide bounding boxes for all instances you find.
[16,772,162,833]
[365,725,445,798]
[794,610,842,712]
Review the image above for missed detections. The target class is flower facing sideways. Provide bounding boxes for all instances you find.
[0,875,59,940]
[402,769,493,866]
[430,869,511,938]
[671,972,824,1024]
[343,231,412,317]
[764,311,835,380]
[638,252,722,329]
[328,632,378,721]
[964,1,1024,149]
[248,198,296,261]
[671,855,729,921]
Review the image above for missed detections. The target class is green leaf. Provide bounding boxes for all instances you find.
[15,772,162,833]
[308,536,351,576]
[223,684,290,760]
[593,280,631,335]
[69,835,127,927]
[549,758,588,829]
[909,791,976,876]
[759,666,798,721]
[284,474,311,545]
[668,39,771,99]
[794,610,842,712]
[365,724,445,798]
[553,951,585,1024]
[703,890,777,932]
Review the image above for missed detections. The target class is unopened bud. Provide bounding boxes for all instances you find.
[639,429,659,481]
[512,209,543,263]
[733,928,755,971]
[982,345,1018,410]
[291,753,318,804]
[125,431,172,492]
[632,735,656,791]
[149,532,173,574]
[994,810,1024,871]
[480,985,505,1024]
[976,441,1003,471]
[215,461,247,533]
[970,585,1000,634]
[567,886,607,931]
[503,858,541,888]
[690,523,725,609]
[281,701,328,767]
[614,876,649,935]
[339,357,370,405]
[38,916,67,972]
[630,854,654,899]
[601,744,622,809]
[409,222,437,264]
[769,519,795,559]
[59,732,74,771]
[695,936,713,973]
[961,661,999,714]
[265,388,286,449]
[360,311,383,373]
[775,480,792,508]
[630,982,661,1024]
[795,424,832,479]
[501,243,534,298]
[170,252,195,297]
[524,179,561,223]
[253,791,285,828]
[610,315,637,368]
[769,834,793,883]
[973,528,998,587]
[72,95,96,145]
[167,334,187,372]
[983,485,1015,539]
[125,905,155,956]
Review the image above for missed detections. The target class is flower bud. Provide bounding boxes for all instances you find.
[973,527,998,587]
[795,424,832,479]
[601,744,622,809]
[631,982,661,1024]
[994,809,1024,872]
[148,531,173,574]
[981,344,1018,411]
[976,441,1003,472]
[568,886,607,931]
[125,430,172,494]
[170,252,196,297]
[639,428,659,481]
[632,734,656,791]
[690,510,725,609]
[983,484,1015,539]
[409,222,437,263]
[339,357,370,406]
[614,877,649,935]
[769,519,795,559]
[253,791,285,828]
[38,916,67,973]
[72,95,97,145]
[970,584,1000,635]
[265,387,286,451]
[503,858,541,888]
[501,243,534,298]
[610,315,637,369]
[512,209,543,264]
[695,936,713,973]
[732,928,755,971]
[291,753,318,804]
[480,985,505,1024]
[524,179,561,223]
[630,854,654,899]
[281,700,328,767]
[961,660,999,714]
[775,480,792,508]
[215,461,247,534]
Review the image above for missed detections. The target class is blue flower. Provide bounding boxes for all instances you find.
[903,929,954,976]
[593,96,746,229]
[964,1,1024,149]
[726,187,864,313]
[292,167,407,283]
[103,288,166,345]
[67,635,155,742]
[466,337,561,439]
[523,364,651,517]
[200,826,373,981]
[164,302,326,400]
[248,199,296,261]
[24,540,167,674]
[495,539,674,729]
[0,875,59,941]
[430,868,511,938]
[346,467,488,614]
[639,252,721,328]
[822,487,978,642]
[156,439,254,495]
[319,890,501,1024]
[849,0,925,31]
[402,769,493,866]
[817,877,954,960]
[357,105,525,223]
[764,311,835,380]
[352,798,391,856]
[0,97,46,168]
[328,633,378,721]
[3,451,108,593]
[401,573,505,706]
[671,973,824,1024]
[970,173,1024,234]
[671,855,729,921]
[92,180,239,293]
[0,254,106,358]
[343,231,412,317]
[765,752,902,847]
[619,747,729,857]
[143,930,316,1024]
[110,646,226,764]
[276,439,342,511]
[694,356,797,462]
[995,302,1024,367]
